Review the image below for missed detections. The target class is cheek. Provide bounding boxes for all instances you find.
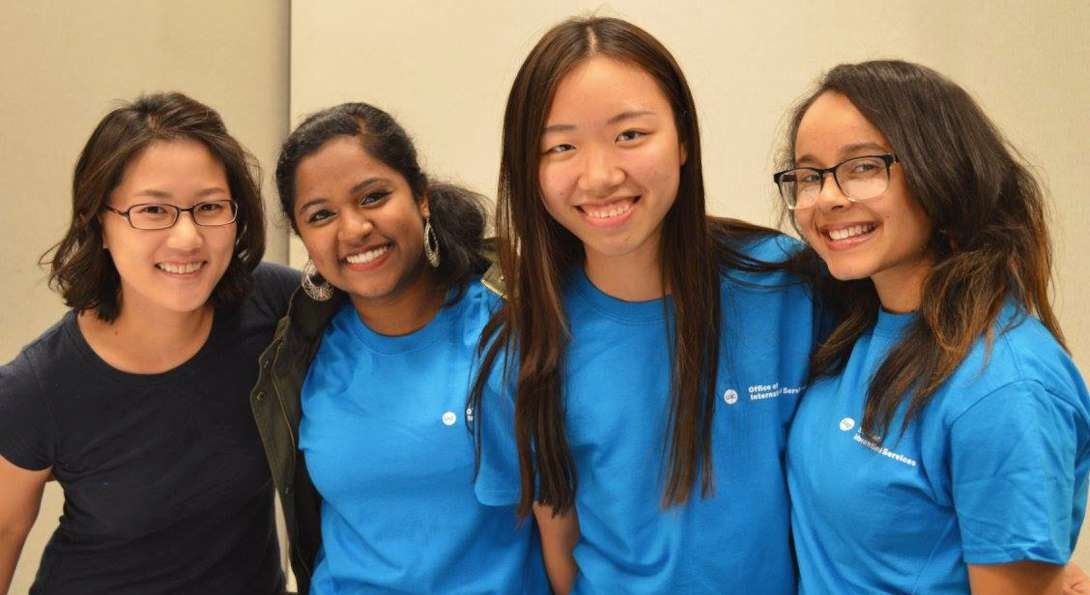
[538,163,571,215]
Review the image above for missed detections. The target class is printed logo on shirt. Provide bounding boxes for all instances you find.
[850,430,918,467]
[723,389,739,405]
[839,417,855,432]
[442,411,457,426]
[465,407,474,422]
[747,382,804,401]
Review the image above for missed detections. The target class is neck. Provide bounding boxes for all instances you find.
[872,257,932,314]
[352,267,446,336]
[583,237,665,301]
[78,298,215,374]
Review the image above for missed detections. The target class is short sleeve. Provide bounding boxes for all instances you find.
[950,380,1084,565]
[473,357,523,507]
[0,352,57,470]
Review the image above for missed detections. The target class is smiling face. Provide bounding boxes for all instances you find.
[537,56,685,275]
[101,138,236,317]
[793,92,934,311]
[292,135,431,309]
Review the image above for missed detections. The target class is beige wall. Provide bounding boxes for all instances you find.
[0,1,290,590]
[291,0,1090,565]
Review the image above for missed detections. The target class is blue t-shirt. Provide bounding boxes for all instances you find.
[788,304,1090,594]
[477,236,821,594]
[298,279,548,594]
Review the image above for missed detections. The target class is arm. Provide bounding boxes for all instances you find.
[969,561,1063,595]
[0,455,50,594]
[1063,562,1090,594]
[533,503,579,595]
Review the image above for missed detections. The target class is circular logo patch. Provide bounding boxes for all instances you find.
[723,389,739,405]
[839,417,856,432]
[442,411,457,426]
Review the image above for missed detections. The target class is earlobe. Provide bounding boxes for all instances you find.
[679,142,688,166]
[419,194,431,219]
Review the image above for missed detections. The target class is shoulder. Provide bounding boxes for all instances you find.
[943,305,1088,420]
[2,314,80,392]
[247,261,300,321]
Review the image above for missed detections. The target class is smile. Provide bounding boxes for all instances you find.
[156,261,204,275]
[826,223,876,242]
[344,244,391,265]
[578,197,638,227]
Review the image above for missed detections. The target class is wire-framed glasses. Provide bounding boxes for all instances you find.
[773,154,898,210]
[104,200,239,230]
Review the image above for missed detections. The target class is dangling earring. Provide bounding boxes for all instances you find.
[301,260,334,301]
[424,217,441,269]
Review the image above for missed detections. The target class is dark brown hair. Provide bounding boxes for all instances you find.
[472,16,778,517]
[781,60,1064,440]
[43,92,266,321]
[275,102,489,296]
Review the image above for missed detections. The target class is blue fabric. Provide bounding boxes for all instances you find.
[477,235,820,593]
[299,279,548,594]
[788,304,1090,594]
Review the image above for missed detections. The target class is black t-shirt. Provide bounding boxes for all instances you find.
[0,262,298,594]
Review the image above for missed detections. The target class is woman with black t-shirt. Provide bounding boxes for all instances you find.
[0,93,296,594]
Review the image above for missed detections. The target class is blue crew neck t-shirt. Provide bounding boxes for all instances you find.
[477,235,822,594]
[788,304,1090,594]
[299,279,548,594]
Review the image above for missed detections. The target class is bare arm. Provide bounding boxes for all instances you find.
[533,503,579,595]
[0,455,49,594]
[1063,562,1090,595]
[969,561,1064,595]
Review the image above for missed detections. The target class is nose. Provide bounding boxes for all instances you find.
[813,172,851,212]
[577,144,624,197]
[338,208,374,242]
[165,211,203,251]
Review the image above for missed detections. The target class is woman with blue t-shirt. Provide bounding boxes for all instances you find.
[249,102,547,593]
[472,17,822,593]
[777,60,1090,594]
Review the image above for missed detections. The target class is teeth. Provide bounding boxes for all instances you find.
[158,262,203,274]
[828,224,876,241]
[584,198,634,219]
[345,245,390,264]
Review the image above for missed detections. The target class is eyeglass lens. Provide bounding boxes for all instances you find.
[127,200,237,229]
[779,156,892,209]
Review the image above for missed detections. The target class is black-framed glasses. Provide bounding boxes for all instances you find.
[104,200,239,230]
[773,154,898,210]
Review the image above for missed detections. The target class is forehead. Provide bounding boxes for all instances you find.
[546,55,673,124]
[294,136,402,192]
[795,92,891,160]
[121,138,224,180]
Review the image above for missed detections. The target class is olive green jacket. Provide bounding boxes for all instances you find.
[249,260,504,593]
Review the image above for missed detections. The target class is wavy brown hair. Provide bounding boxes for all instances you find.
[780,60,1064,441]
[42,92,266,321]
[471,16,779,518]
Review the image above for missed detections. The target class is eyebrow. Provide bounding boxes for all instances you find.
[296,177,391,213]
[796,142,891,165]
[132,187,228,199]
[543,109,657,134]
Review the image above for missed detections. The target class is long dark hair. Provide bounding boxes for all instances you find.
[471,16,778,518]
[781,60,1064,440]
[275,102,489,296]
[43,92,266,321]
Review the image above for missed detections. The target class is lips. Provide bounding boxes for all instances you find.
[157,261,205,275]
[826,223,876,241]
[577,196,639,228]
[344,244,391,265]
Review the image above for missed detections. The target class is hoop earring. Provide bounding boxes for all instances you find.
[424,217,441,269]
[301,259,334,302]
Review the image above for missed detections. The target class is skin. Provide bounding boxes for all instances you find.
[1,139,236,589]
[292,135,441,335]
[792,91,932,313]
[538,55,686,301]
[795,91,1063,593]
[531,55,689,589]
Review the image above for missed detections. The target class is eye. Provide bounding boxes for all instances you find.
[134,203,170,215]
[359,190,391,206]
[616,129,646,142]
[196,201,226,213]
[543,143,575,155]
[306,208,335,224]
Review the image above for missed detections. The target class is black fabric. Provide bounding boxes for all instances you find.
[0,262,298,595]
